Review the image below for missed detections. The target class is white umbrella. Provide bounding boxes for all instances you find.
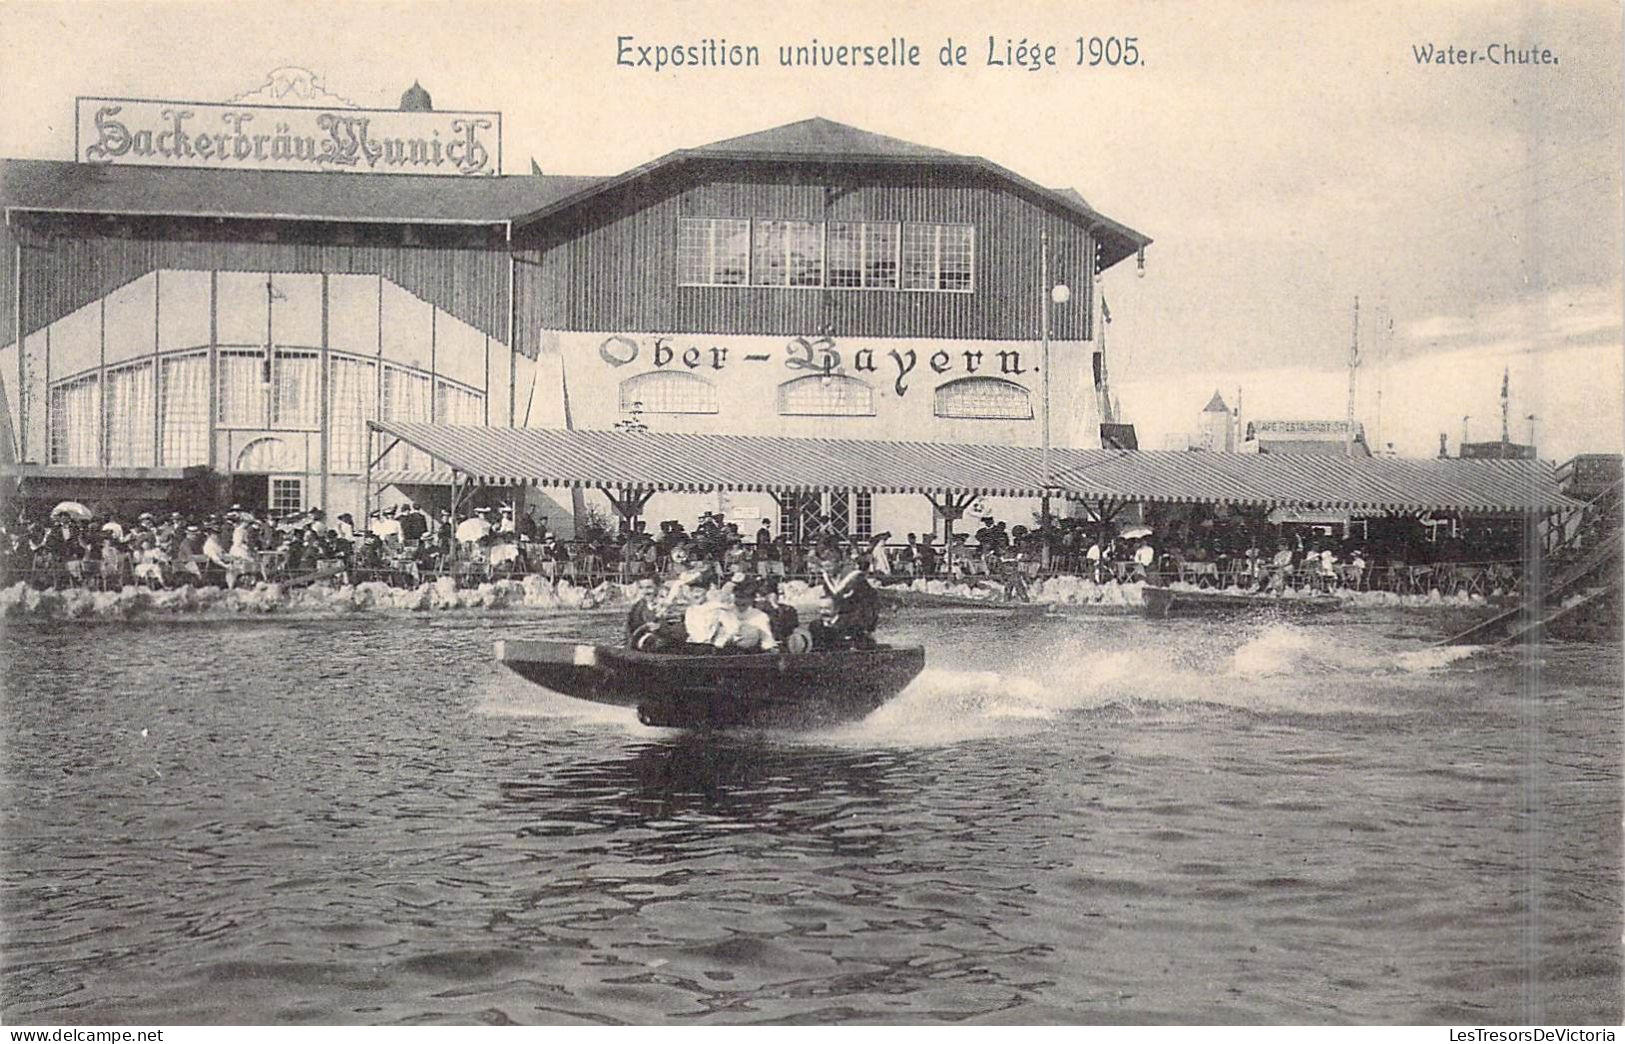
[1119,525,1153,539]
[52,500,93,520]
[455,517,491,542]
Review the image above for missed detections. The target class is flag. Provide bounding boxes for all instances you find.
[1101,295,1112,324]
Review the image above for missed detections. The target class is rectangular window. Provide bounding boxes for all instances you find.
[160,352,210,466]
[435,380,484,426]
[902,223,975,292]
[327,355,376,474]
[828,222,899,289]
[380,364,433,472]
[751,220,822,287]
[217,350,267,427]
[271,350,320,430]
[105,360,155,467]
[49,374,100,466]
[677,218,750,286]
[852,492,873,541]
[680,218,963,292]
[270,477,304,517]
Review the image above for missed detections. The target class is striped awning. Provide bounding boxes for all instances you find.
[368,422,1580,515]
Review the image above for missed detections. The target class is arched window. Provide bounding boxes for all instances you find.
[235,436,298,473]
[777,374,876,416]
[619,370,718,414]
[933,377,1033,420]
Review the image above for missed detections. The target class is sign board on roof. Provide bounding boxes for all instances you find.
[75,97,502,177]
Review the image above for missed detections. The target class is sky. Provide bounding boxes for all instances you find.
[0,0,1620,461]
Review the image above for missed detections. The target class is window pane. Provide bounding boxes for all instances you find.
[105,361,155,467]
[49,375,100,466]
[160,352,209,466]
[864,223,899,288]
[901,224,937,290]
[786,222,822,287]
[270,478,304,517]
[934,378,1033,419]
[939,225,974,291]
[751,221,789,286]
[328,355,376,474]
[436,380,484,426]
[828,223,862,288]
[677,218,712,285]
[714,220,750,284]
[679,218,750,285]
[272,350,320,430]
[619,371,718,414]
[778,375,875,416]
[218,350,266,426]
[381,364,433,471]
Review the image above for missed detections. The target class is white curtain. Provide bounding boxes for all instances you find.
[272,351,321,430]
[160,353,210,466]
[217,351,266,427]
[50,376,100,465]
[328,355,377,474]
[436,381,484,427]
[381,365,433,471]
[105,362,155,466]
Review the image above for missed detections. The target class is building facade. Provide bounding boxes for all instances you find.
[2,109,1149,539]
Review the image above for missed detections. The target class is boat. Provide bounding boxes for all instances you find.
[877,585,1050,615]
[494,639,927,728]
[1142,586,1342,619]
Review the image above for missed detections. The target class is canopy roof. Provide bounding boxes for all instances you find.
[370,422,1578,515]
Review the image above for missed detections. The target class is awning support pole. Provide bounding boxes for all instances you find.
[926,493,974,570]
[607,487,654,522]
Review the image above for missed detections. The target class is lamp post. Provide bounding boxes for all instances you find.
[1038,232,1071,569]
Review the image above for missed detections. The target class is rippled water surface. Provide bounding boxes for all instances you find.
[2,609,1620,1024]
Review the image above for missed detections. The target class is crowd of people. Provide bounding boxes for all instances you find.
[3,499,1527,600]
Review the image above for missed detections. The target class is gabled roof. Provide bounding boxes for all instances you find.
[507,117,1152,268]
[1203,391,1229,413]
[2,117,1150,265]
[687,117,957,160]
[369,421,1577,514]
[1,157,602,226]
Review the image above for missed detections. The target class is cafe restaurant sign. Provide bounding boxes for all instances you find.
[75,97,502,177]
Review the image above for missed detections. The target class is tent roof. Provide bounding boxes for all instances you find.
[368,422,1578,514]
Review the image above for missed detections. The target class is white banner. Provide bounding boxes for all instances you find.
[75,97,501,177]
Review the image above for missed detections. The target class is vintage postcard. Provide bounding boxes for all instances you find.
[0,0,1620,1033]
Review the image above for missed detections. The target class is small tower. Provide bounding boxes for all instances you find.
[1198,390,1234,452]
[400,81,433,112]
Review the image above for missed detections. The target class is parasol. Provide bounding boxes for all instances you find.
[1118,525,1153,539]
[52,501,93,520]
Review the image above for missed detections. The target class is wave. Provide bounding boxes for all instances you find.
[820,623,1485,748]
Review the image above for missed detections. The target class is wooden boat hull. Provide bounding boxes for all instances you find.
[878,587,1049,614]
[1142,586,1341,619]
[495,639,926,728]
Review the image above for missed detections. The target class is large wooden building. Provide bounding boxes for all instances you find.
[1,112,1150,538]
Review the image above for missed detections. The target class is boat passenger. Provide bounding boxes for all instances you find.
[812,554,880,649]
[625,578,662,642]
[682,584,734,652]
[757,579,801,645]
[728,581,778,652]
